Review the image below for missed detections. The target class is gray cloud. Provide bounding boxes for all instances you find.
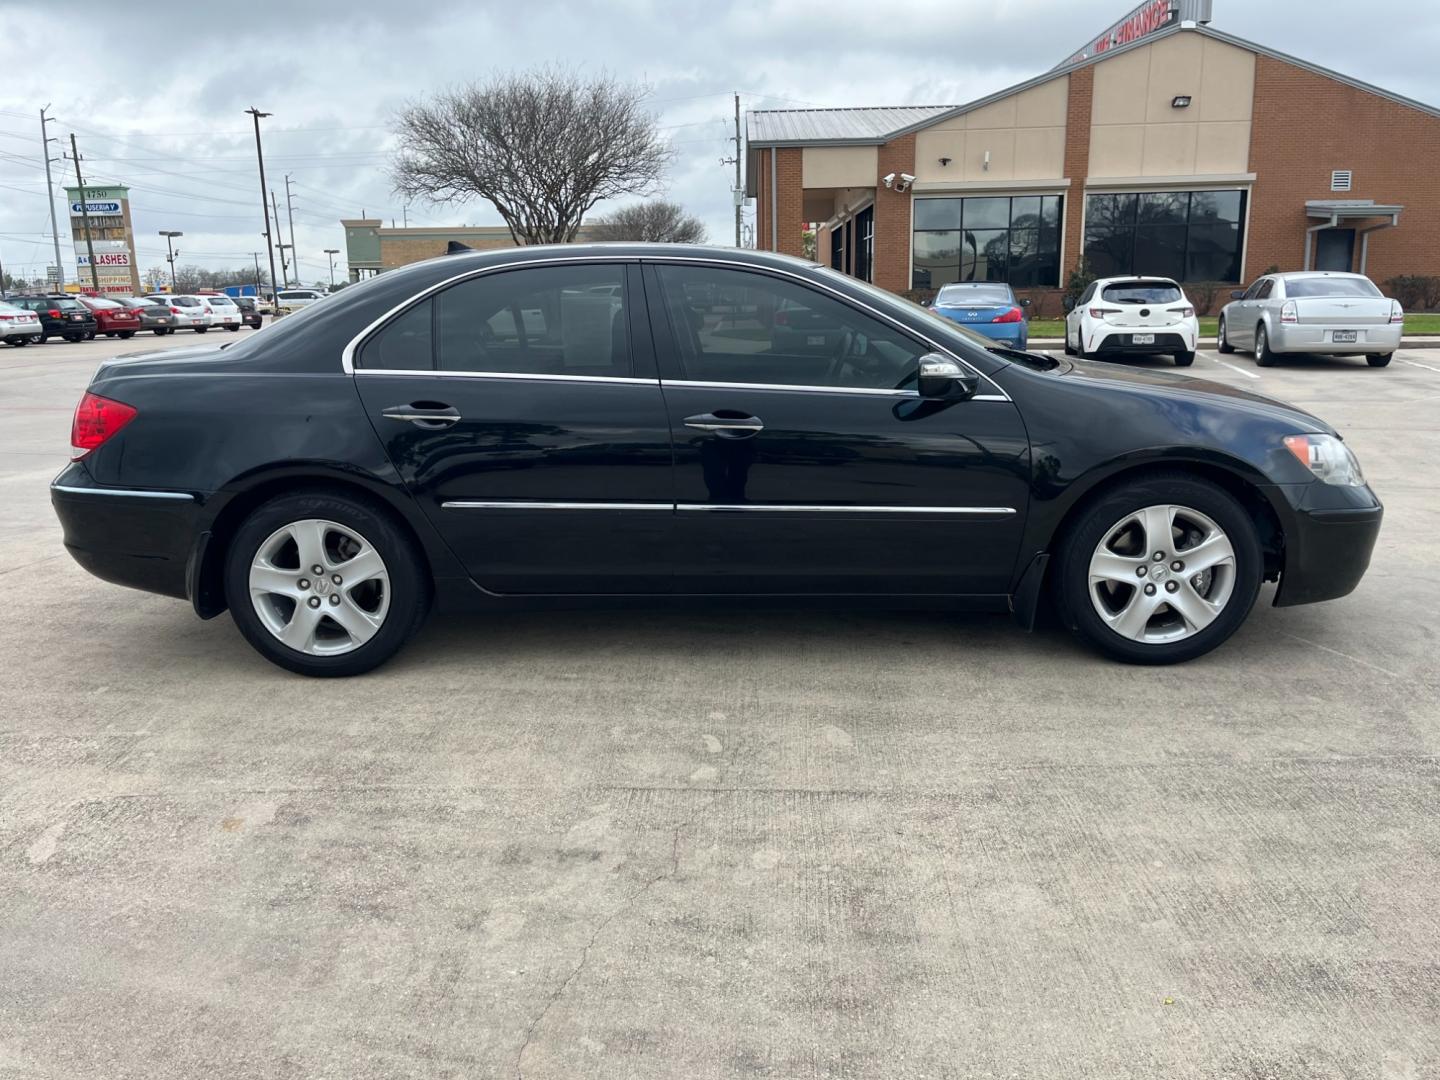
[3,0,1437,282]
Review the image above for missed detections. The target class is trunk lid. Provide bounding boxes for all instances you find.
[1291,297,1392,326]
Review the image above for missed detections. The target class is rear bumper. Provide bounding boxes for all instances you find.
[957,321,1028,348]
[1273,499,1383,607]
[1,325,41,340]
[1269,323,1402,355]
[1092,329,1195,354]
[51,465,203,602]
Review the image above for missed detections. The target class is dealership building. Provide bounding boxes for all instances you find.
[340,220,606,280]
[746,0,1438,302]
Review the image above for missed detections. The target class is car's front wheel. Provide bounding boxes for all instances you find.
[1367,353,1393,368]
[224,491,431,677]
[1055,473,1262,664]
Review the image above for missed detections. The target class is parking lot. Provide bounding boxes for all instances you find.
[2,334,1437,1077]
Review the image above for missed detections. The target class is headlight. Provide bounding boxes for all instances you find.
[1283,433,1365,486]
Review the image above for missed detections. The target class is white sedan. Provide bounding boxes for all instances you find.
[0,300,43,346]
[1064,276,1199,367]
[1218,271,1403,368]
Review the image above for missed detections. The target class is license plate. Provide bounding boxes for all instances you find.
[1133,333,1155,345]
[70,314,83,321]
[1332,330,1358,343]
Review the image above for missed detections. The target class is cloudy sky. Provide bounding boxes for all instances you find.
[3,0,1438,286]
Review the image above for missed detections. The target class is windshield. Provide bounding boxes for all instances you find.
[936,285,1013,307]
[1285,276,1382,298]
[1101,282,1182,304]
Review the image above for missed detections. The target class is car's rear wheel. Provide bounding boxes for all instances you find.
[195,326,208,333]
[1174,350,1196,367]
[119,331,134,339]
[1217,316,1235,354]
[63,333,81,343]
[1366,353,1393,368]
[1254,324,1276,367]
[225,325,240,332]
[1055,473,1262,664]
[224,491,431,677]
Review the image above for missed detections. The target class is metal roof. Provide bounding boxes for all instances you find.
[1306,200,1404,218]
[747,106,954,146]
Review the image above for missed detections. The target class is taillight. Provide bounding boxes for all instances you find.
[47,308,61,318]
[991,306,1024,324]
[70,392,137,461]
[170,307,181,314]
[1390,300,1404,324]
[1168,305,1195,318]
[1281,300,1298,324]
[203,306,213,314]
[1089,307,1120,318]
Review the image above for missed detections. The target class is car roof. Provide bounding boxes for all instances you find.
[1093,276,1181,285]
[1276,271,1370,279]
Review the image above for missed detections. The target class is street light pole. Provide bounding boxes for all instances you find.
[245,107,281,320]
[323,248,339,288]
[159,230,182,289]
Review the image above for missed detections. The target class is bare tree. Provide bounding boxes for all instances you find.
[588,200,707,244]
[391,69,673,245]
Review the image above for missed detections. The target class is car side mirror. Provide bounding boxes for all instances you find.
[916,354,978,401]
[920,298,932,307]
[1019,297,1031,308]
[1061,296,1075,312]
[1230,290,1246,300]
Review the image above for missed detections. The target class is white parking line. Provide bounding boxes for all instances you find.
[1202,353,1261,379]
[1396,356,1440,374]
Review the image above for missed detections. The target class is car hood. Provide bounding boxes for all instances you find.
[1058,358,1334,434]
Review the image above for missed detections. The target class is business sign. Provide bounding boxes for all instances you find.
[78,251,132,267]
[1054,0,1212,69]
[70,200,122,217]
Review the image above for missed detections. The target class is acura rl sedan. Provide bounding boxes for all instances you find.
[52,245,1382,677]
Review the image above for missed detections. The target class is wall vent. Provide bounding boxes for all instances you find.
[1331,170,1354,192]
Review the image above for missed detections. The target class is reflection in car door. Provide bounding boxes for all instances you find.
[643,261,1031,596]
[351,261,676,594]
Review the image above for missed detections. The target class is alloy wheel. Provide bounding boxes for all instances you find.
[1088,504,1237,644]
[248,518,390,655]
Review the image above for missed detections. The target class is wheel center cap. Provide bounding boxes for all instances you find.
[1150,565,1170,583]
[313,577,332,596]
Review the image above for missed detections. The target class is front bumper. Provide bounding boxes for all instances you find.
[51,464,203,602]
[1273,492,1383,607]
[1269,323,1403,355]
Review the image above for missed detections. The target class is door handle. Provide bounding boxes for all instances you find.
[381,403,462,428]
[683,411,764,436]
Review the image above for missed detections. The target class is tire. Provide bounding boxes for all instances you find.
[13,337,28,347]
[195,326,209,334]
[225,325,240,332]
[119,331,135,339]
[1174,351,1196,367]
[63,334,81,343]
[1217,316,1235,354]
[152,328,167,336]
[104,332,116,339]
[83,330,95,340]
[38,332,49,344]
[1053,472,1262,665]
[224,490,431,677]
[1366,353,1393,368]
[1063,326,1077,356]
[1254,324,1276,367]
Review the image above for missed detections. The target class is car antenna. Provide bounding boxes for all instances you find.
[445,240,473,254]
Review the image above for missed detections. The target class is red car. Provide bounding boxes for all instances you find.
[77,296,142,339]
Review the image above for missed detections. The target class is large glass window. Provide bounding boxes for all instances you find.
[912,194,1062,290]
[1084,189,1246,282]
[654,264,928,391]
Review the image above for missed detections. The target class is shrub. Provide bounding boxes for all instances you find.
[1384,275,1440,310]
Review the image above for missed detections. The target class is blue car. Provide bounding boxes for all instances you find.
[929,282,1029,350]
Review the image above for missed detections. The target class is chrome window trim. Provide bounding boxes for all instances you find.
[440,499,1016,515]
[338,253,1010,401]
[52,484,195,501]
[665,379,916,399]
[358,369,659,386]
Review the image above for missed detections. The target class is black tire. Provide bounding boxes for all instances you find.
[152,328,167,336]
[1217,316,1235,353]
[225,325,240,332]
[164,327,175,335]
[63,333,81,343]
[1063,325,1077,356]
[119,331,135,339]
[83,330,95,340]
[14,337,28,347]
[1366,353,1393,368]
[224,490,431,677]
[38,332,49,344]
[1053,472,1263,665]
[1254,324,1276,367]
[195,326,209,333]
[1174,350,1196,367]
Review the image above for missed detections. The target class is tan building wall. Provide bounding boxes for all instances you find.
[801,146,879,189]
[1088,33,1254,179]
[375,226,607,270]
[914,78,1068,184]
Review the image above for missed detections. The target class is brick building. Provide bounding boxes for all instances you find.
[339,222,607,280]
[746,0,1437,308]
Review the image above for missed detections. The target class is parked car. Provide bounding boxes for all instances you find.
[1218,271,1402,368]
[1064,277,1199,366]
[928,282,1030,350]
[144,294,215,332]
[201,294,243,332]
[119,297,177,335]
[274,288,323,315]
[0,300,44,346]
[77,296,142,339]
[52,245,1381,677]
[9,295,99,342]
[233,296,264,329]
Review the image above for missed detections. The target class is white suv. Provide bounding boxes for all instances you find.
[1064,276,1200,367]
[275,288,324,315]
[145,294,217,333]
[202,295,243,332]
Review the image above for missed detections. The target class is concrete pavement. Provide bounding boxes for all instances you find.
[1,334,1437,1078]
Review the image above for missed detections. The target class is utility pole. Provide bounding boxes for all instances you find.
[732,92,743,248]
[272,190,291,286]
[323,248,339,288]
[68,134,99,292]
[252,251,263,298]
[283,174,298,285]
[245,107,281,318]
[39,108,64,289]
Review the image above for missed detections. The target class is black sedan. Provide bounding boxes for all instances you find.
[51,245,1382,677]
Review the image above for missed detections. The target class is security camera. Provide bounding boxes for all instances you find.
[896,173,916,193]
[882,172,896,189]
